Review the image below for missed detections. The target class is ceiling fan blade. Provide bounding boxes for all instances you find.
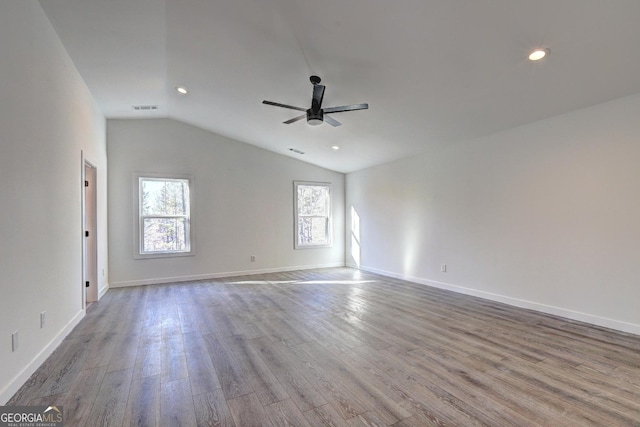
[283,114,306,124]
[311,84,325,111]
[262,100,307,112]
[323,115,342,127]
[322,103,369,114]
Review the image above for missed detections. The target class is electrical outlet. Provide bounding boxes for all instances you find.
[441,264,447,272]
[41,311,46,329]
[250,255,256,262]
[12,331,19,352]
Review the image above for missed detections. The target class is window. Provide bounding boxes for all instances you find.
[294,181,332,248]
[136,175,193,258]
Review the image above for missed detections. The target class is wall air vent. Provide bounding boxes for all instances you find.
[288,148,305,155]
[132,105,159,111]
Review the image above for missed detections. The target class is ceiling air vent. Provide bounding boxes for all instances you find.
[132,105,159,111]
[289,148,305,155]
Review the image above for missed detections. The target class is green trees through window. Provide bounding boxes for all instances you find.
[294,181,331,248]
[139,177,191,254]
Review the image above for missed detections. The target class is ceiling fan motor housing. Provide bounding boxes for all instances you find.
[262,75,368,127]
[307,109,323,126]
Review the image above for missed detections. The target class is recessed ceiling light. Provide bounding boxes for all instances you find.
[331,145,340,150]
[528,48,550,61]
[176,86,189,94]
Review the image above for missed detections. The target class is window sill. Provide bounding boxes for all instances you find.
[133,251,195,260]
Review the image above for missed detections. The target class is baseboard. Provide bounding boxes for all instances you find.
[98,284,109,299]
[0,310,85,405]
[359,265,640,336]
[109,262,346,288]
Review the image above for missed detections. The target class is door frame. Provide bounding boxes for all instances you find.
[81,151,99,308]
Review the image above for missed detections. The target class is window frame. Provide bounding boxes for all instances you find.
[293,181,332,249]
[133,173,195,259]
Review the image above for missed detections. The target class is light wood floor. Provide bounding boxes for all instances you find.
[9,268,640,426]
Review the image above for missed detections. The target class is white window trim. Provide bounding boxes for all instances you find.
[294,181,332,249]
[133,173,195,259]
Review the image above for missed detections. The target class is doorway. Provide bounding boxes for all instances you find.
[83,159,98,306]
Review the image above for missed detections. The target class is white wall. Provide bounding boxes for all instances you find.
[0,1,107,403]
[347,92,640,335]
[108,118,344,286]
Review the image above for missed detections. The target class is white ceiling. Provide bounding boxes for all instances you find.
[39,0,640,173]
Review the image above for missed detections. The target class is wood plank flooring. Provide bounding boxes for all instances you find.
[8,267,640,426]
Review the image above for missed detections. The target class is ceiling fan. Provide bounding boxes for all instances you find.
[263,75,368,127]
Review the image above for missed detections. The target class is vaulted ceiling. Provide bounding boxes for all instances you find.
[40,0,640,173]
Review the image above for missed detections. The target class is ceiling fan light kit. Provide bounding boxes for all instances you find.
[263,75,368,127]
[307,110,323,126]
[528,48,550,61]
